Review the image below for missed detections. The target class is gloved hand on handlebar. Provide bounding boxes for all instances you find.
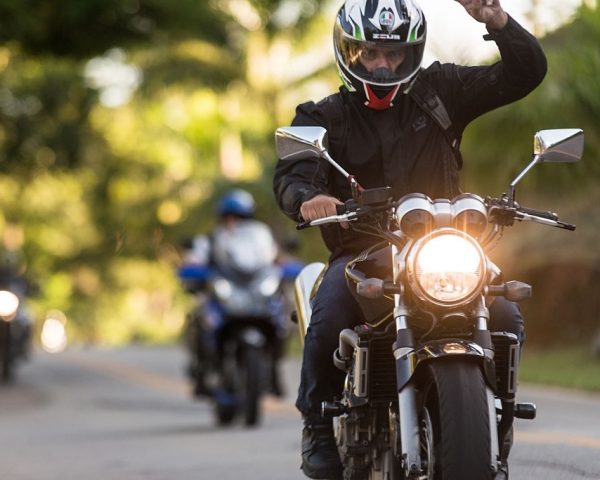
[300,194,350,229]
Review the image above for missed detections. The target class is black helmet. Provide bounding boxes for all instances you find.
[334,0,427,110]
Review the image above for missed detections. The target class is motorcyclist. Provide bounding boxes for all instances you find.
[0,258,33,381]
[273,1,546,478]
[179,189,290,398]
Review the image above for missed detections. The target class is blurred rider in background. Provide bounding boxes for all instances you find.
[179,189,300,398]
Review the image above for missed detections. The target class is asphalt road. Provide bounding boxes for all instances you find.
[1,345,599,480]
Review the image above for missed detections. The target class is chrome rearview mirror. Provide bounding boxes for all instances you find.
[275,126,328,161]
[534,128,584,163]
[275,126,366,198]
[508,128,584,206]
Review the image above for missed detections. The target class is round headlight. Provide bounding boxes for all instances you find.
[408,230,486,307]
[258,274,280,297]
[213,278,233,300]
[0,290,19,320]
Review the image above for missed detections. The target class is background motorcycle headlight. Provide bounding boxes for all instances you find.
[258,273,280,297]
[409,231,485,306]
[213,278,233,300]
[0,290,19,321]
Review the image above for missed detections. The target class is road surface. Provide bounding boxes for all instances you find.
[0,345,599,479]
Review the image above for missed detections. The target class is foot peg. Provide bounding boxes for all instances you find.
[514,402,536,420]
[322,401,347,417]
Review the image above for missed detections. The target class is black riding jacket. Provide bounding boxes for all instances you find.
[273,16,547,260]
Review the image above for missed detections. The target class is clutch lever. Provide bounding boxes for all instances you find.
[296,211,358,230]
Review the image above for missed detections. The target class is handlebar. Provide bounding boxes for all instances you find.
[516,211,576,231]
[298,195,577,232]
[518,207,558,221]
[487,197,576,231]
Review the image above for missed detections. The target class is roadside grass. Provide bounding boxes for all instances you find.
[520,346,600,392]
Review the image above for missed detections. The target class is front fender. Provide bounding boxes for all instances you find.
[293,262,326,344]
[396,339,496,392]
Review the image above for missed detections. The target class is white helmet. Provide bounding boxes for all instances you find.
[334,0,427,109]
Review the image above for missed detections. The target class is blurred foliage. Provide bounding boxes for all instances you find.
[0,0,231,58]
[0,0,332,345]
[0,1,597,346]
[459,4,600,345]
[462,4,600,195]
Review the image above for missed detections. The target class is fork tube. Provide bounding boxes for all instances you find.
[393,296,422,477]
[473,296,494,358]
[473,297,500,471]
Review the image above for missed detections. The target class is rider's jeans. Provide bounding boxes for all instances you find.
[295,255,525,416]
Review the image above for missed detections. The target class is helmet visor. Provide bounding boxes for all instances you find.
[334,27,424,87]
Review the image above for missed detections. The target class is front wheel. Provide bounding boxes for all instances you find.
[0,323,13,383]
[241,346,264,426]
[421,358,493,480]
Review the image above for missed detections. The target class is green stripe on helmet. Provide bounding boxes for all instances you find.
[351,19,364,40]
[409,26,416,42]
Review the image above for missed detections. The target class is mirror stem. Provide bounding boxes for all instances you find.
[350,176,364,200]
[508,154,541,207]
[322,151,365,198]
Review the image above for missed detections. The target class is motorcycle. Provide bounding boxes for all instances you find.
[179,220,299,426]
[0,275,32,383]
[276,125,583,478]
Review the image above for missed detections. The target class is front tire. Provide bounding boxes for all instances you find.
[241,346,263,426]
[423,358,492,479]
[0,324,13,383]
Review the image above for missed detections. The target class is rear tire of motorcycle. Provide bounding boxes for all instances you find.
[242,347,262,427]
[425,358,492,480]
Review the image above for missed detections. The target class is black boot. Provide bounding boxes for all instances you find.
[270,362,286,397]
[301,415,343,479]
[495,462,509,480]
[188,359,211,398]
[193,369,210,397]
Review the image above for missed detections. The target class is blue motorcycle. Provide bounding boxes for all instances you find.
[179,220,301,426]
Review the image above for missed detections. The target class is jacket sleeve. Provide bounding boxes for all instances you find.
[273,101,331,221]
[445,15,548,128]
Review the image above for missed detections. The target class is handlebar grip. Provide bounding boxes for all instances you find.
[558,221,576,231]
[519,207,558,221]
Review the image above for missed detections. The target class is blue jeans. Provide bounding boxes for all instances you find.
[295,255,525,416]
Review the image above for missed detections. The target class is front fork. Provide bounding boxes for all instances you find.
[393,297,500,477]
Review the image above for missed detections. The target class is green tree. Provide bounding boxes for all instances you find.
[0,0,334,344]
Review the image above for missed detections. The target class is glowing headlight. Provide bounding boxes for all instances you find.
[213,278,233,300]
[258,274,280,297]
[0,290,19,321]
[408,230,486,306]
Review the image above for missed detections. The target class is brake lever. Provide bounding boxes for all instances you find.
[296,212,358,230]
[516,212,576,231]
